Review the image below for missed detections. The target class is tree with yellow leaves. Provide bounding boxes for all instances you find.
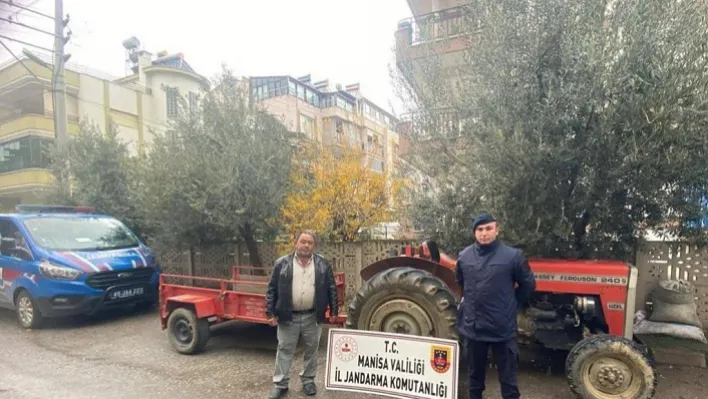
[280,140,404,244]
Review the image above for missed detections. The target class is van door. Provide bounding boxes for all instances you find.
[0,218,34,309]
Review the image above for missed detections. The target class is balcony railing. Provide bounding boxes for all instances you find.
[0,113,80,139]
[398,108,468,139]
[0,168,53,193]
[397,5,470,46]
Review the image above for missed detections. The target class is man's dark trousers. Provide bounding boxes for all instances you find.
[465,337,520,399]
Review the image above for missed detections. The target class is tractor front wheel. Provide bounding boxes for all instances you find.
[345,267,458,340]
[566,335,657,399]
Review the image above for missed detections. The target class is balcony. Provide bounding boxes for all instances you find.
[0,114,80,141]
[0,168,53,196]
[395,5,471,68]
[400,108,466,138]
[0,59,80,94]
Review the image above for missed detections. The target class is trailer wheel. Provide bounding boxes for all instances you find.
[345,267,458,340]
[566,335,657,399]
[167,307,210,355]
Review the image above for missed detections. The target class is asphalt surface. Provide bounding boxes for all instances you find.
[0,306,706,399]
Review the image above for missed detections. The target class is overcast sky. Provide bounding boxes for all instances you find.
[0,0,413,115]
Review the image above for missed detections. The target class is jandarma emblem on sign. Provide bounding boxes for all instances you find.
[334,336,358,362]
[430,345,451,373]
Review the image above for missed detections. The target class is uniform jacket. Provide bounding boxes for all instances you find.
[265,252,339,324]
[455,239,536,342]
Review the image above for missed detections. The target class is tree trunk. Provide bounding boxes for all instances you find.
[240,223,264,274]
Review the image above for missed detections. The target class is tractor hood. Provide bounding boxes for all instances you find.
[48,247,155,274]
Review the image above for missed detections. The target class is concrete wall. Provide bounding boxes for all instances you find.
[108,83,138,115]
[260,95,314,133]
[155,240,415,305]
[77,74,108,132]
[71,67,206,156]
[433,0,468,12]
[636,241,708,328]
[140,68,206,150]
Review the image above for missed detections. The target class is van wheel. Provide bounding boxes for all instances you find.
[15,289,44,329]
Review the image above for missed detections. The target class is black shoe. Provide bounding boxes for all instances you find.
[268,386,288,399]
[303,382,317,396]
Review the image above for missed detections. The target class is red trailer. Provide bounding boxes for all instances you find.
[159,266,347,354]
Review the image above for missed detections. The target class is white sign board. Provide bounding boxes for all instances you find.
[325,328,460,399]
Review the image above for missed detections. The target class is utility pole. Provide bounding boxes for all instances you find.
[52,0,71,197]
[53,0,70,150]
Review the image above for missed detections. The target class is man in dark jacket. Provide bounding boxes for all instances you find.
[456,212,536,399]
[265,230,339,399]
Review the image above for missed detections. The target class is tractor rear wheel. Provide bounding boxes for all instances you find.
[566,335,657,399]
[345,267,458,340]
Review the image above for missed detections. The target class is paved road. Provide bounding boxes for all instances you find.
[0,306,706,399]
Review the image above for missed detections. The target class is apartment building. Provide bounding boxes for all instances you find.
[395,1,471,140]
[249,75,400,178]
[0,37,208,209]
[249,75,408,238]
[396,1,470,94]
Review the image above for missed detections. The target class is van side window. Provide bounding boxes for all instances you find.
[0,219,33,261]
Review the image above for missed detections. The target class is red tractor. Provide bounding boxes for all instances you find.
[344,241,657,399]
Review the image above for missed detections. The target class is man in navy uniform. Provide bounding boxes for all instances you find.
[456,212,536,399]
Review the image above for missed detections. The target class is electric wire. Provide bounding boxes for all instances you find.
[0,33,52,52]
[0,16,59,38]
[0,0,54,21]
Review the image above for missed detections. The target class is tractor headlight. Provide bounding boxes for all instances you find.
[39,261,82,281]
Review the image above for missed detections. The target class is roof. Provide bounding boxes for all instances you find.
[250,74,399,122]
[151,53,196,74]
[1,205,107,219]
[6,213,110,220]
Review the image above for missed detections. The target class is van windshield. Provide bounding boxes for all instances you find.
[23,216,140,252]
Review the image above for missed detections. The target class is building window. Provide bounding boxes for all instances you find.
[0,136,52,174]
[335,120,345,144]
[252,77,288,101]
[336,96,354,112]
[370,158,385,173]
[189,92,199,115]
[165,87,179,118]
[300,114,314,138]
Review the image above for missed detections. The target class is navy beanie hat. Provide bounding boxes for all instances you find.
[472,212,497,230]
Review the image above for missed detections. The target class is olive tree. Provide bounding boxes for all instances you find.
[135,67,295,265]
[396,0,708,260]
[44,120,146,237]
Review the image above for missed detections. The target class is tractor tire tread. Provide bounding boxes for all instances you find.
[566,334,657,399]
[344,267,458,341]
